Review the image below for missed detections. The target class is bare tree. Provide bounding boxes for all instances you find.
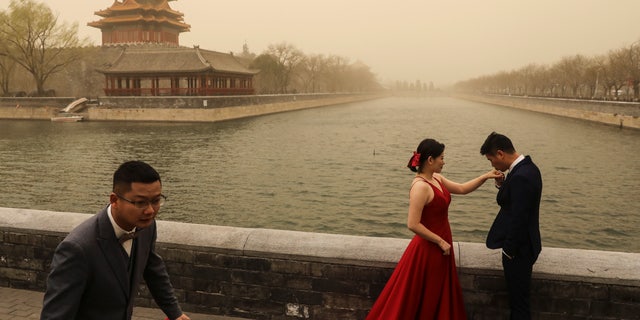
[529,64,549,96]
[0,28,16,95]
[0,0,88,96]
[250,53,280,94]
[343,61,379,92]
[627,41,640,100]
[0,54,17,96]
[299,54,327,93]
[265,42,304,94]
[0,11,15,95]
[606,48,631,100]
[323,55,350,93]
[583,56,604,99]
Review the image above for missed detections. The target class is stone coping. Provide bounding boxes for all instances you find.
[1,207,638,286]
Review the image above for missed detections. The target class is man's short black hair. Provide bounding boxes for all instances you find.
[480,132,516,156]
[113,161,161,194]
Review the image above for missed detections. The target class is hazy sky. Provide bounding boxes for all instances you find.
[3,0,640,86]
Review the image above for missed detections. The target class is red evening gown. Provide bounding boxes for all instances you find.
[366,177,467,320]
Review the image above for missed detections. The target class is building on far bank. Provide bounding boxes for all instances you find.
[88,0,257,96]
[97,45,256,96]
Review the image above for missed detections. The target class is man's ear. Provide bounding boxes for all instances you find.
[109,193,118,206]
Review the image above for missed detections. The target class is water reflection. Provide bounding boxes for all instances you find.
[0,97,638,252]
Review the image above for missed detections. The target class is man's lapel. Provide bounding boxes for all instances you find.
[129,224,153,296]
[498,156,530,197]
[507,156,530,182]
[96,209,131,297]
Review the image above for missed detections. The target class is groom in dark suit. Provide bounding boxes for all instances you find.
[41,161,190,320]
[480,132,542,320]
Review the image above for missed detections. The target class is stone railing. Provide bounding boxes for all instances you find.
[1,207,638,319]
[455,94,640,129]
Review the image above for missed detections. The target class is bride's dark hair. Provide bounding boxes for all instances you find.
[407,138,445,173]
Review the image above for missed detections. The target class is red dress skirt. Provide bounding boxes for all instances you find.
[366,179,467,320]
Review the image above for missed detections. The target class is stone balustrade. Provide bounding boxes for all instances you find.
[1,207,638,319]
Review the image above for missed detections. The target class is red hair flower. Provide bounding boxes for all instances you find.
[410,151,421,167]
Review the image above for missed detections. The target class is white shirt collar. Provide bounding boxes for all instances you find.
[107,204,136,238]
[509,154,525,172]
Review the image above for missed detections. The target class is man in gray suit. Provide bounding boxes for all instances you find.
[41,161,190,320]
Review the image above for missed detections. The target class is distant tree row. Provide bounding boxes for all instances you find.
[391,80,436,92]
[239,42,381,94]
[1,0,382,97]
[454,41,640,101]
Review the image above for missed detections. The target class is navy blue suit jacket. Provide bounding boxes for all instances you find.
[486,156,542,261]
[41,207,182,320]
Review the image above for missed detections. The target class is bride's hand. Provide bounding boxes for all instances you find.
[492,170,505,187]
[485,169,504,180]
[438,239,451,255]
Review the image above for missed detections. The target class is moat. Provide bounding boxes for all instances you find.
[1,96,638,252]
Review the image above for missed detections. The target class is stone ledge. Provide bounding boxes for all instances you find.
[455,94,640,129]
[1,207,638,286]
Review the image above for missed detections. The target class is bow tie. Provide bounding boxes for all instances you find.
[119,231,139,244]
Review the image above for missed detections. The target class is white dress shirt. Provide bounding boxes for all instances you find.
[107,205,136,256]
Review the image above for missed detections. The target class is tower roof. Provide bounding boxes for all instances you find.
[88,0,190,33]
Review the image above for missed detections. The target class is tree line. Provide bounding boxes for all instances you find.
[240,42,381,94]
[12,0,635,99]
[0,0,381,97]
[454,41,640,101]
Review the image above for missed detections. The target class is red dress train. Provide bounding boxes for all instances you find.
[366,178,467,320]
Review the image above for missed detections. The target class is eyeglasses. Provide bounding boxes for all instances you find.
[116,193,166,209]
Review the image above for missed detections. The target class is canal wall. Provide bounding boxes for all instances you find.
[0,94,381,122]
[1,207,638,319]
[455,94,640,130]
[0,97,75,119]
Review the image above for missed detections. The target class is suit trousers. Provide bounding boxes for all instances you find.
[502,252,535,320]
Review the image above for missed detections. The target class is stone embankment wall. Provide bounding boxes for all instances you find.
[89,94,380,122]
[1,207,639,319]
[0,94,381,122]
[0,97,76,119]
[456,94,640,130]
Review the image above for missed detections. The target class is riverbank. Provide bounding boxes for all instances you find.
[455,93,640,129]
[0,93,384,122]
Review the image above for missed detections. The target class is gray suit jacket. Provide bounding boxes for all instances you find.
[41,207,182,320]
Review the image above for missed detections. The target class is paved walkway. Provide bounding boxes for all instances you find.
[0,286,249,320]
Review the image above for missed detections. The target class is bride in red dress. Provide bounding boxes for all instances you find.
[366,138,502,320]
